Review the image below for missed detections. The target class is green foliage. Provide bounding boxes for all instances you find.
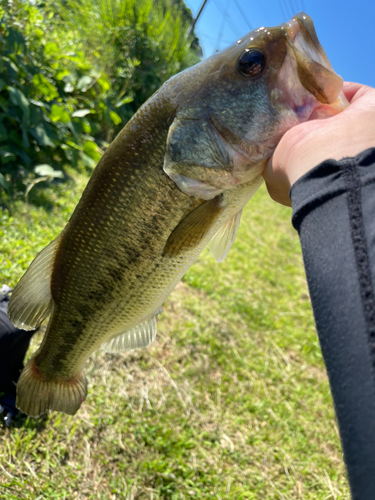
[0,0,200,200]
[52,0,200,137]
[0,1,103,195]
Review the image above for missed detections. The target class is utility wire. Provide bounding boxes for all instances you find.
[297,0,306,12]
[200,33,234,44]
[212,0,241,38]
[214,0,231,53]
[232,0,254,31]
[290,0,298,14]
[282,0,293,18]
[187,0,209,36]
[294,0,302,14]
[277,0,288,20]
[288,0,304,16]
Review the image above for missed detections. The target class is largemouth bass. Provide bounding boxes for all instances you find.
[9,13,347,417]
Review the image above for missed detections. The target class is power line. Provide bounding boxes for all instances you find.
[282,0,293,18]
[232,0,254,31]
[214,0,231,53]
[292,0,303,13]
[277,0,288,20]
[296,0,306,12]
[187,0,209,36]
[200,33,234,44]
[288,0,304,16]
[212,0,242,38]
[289,0,297,14]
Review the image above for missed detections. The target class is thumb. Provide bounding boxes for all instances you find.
[262,154,292,207]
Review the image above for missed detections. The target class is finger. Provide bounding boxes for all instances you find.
[262,155,292,207]
[342,81,372,103]
[264,181,292,207]
[342,82,363,102]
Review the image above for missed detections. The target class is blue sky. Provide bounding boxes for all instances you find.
[185,0,375,87]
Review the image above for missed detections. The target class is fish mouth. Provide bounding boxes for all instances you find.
[284,13,348,116]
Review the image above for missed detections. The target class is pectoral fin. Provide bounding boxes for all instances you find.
[208,210,242,263]
[207,176,263,262]
[163,196,225,258]
[102,308,162,353]
[8,235,62,330]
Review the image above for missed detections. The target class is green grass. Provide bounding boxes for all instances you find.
[0,173,350,499]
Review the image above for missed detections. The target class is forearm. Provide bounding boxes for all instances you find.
[291,148,375,499]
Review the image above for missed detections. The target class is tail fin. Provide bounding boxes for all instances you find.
[16,355,87,417]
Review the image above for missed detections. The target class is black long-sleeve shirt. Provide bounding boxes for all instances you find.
[291,147,375,500]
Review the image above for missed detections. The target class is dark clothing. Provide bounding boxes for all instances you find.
[291,147,375,500]
[0,286,35,422]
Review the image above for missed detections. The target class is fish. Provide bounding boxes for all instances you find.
[9,13,348,417]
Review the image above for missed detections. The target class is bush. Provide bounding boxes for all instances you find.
[51,0,201,139]
[0,0,200,199]
[0,1,103,195]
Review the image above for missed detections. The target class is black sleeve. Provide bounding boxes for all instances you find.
[290,147,375,500]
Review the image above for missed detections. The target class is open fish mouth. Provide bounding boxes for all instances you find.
[283,13,348,116]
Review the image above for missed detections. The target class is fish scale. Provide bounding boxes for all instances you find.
[36,111,200,379]
[9,12,348,416]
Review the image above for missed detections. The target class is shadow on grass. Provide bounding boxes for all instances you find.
[1,411,49,433]
[26,186,58,212]
[1,175,75,215]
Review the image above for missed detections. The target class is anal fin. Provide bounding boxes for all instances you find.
[8,235,61,330]
[207,209,242,263]
[102,308,162,353]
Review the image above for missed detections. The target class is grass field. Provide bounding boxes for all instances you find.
[0,172,350,499]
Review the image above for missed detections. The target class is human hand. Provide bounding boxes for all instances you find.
[262,82,375,206]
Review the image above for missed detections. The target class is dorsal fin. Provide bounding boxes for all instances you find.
[207,209,242,263]
[102,308,162,353]
[8,235,62,330]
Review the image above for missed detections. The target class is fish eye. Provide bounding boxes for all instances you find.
[237,49,266,77]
